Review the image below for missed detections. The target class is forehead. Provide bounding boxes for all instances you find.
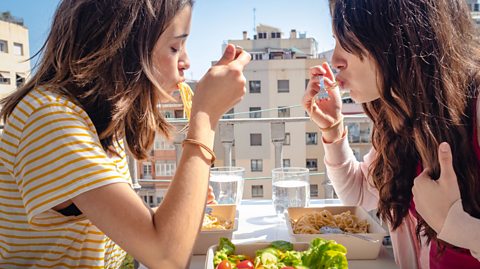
[162,5,192,38]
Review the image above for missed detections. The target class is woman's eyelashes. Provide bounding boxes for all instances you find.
[170,47,179,53]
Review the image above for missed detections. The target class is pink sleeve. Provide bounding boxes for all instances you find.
[322,133,379,211]
[437,200,480,260]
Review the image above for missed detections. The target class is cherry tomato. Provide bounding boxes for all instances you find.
[236,260,254,269]
[216,260,232,269]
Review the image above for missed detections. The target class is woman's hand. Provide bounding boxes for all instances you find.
[413,142,461,233]
[207,185,217,205]
[191,44,251,128]
[302,62,344,142]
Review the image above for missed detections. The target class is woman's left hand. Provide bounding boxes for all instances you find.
[413,142,461,233]
[207,185,217,205]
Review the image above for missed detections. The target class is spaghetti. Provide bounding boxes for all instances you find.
[178,82,194,120]
[291,210,368,234]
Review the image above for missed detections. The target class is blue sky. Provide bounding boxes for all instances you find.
[1,0,335,80]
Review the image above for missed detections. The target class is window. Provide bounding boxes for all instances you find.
[360,123,371,143]
[249,80,261,93]
[278,106,290,118]
[306,159,318,171]
[346,123,360,143]
[258,32,267,39]
[253,54,262,60]
[154,135,175,150]
[223,108,234,119]
[13,43,23,56]
[270,32,281,39]
[0,72,10,85]
[310,184,319,197]
[252,185,264,198]
[174,110,184,118]
[283,159,291,168]
[475,3,480,11]
[148,196,154,204]
[284,133,291,145]
[249,107,261,118]
[251,159,263,172]
[0,40,7,53]
[250,133,262,146]
[277,80,289,93]
[156,161,176,176]
[143,162,152,178]
[306,132,318,145]
[157,197,164,204]
[164,111,173,118]
[16,73,25,88]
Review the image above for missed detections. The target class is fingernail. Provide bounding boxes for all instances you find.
[225,44,234,53]
[440,142,450,153]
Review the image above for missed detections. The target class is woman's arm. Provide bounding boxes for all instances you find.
[72,45,250,269]
[323,131,379,211]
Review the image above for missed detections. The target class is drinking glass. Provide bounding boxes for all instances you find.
[272,167,310,215]
[209,167,245,205]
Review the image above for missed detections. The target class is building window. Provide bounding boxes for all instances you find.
[174,110,184,118]
[251,159,263,172]
[278,106,290,118]
[154,135,175,150]
[143,162,152,178]
[164,111,173,118]
[250,133,262,146]
[306,159,318,171]
[283,159,291,168]
[0,72,10,85]
[284,132,291,145]
[252,185,264,198]
[157,197,164,204]
[156,160,176,176]
[253,54,262,60]
[346,123,360,143]
[360,123,371,143]
[310,184,319,197]
[306,132,318,145]
[258,32,267,39]
[0,40,7,53]
[277,80,290,93]
[16,73,25,88]
[249,107,262,118]
[223,108,234,119]
[13,43,23,56]
[270,32,281,39]
[249,80,261,93]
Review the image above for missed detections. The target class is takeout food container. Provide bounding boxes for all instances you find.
[204,242,310,269]
[286,206,387,259]
[193,204,238,255]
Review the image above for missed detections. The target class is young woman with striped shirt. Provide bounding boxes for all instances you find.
[0,0,250,268]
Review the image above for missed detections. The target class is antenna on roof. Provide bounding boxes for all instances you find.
[253,8,256,34]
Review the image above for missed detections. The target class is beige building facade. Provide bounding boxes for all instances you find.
[213,25,372,201]
[0,12,30,100]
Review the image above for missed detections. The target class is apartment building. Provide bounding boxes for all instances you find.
[213,25,372,200]
[135,81,196,207]
[467,0,480,27]
[0,12,30,100]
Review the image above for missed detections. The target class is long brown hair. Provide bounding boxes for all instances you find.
[330,0,480,245]
[0,0,193,159]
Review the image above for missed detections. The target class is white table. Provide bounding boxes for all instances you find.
[189,199,398,269]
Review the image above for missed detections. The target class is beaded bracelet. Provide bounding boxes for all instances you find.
[182,138,216,164]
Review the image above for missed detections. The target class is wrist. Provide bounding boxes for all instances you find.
[186,112,216,147]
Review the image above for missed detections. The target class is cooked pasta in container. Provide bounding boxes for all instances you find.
[286,206,387,260]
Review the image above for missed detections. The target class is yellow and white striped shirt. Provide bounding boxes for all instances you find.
[0,87,131,268]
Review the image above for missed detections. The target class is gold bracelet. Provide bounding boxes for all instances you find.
[319,116,344,132]
[182,139,216,164]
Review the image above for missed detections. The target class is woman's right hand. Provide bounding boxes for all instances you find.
[302,62,344,142]
[191,44,251,128]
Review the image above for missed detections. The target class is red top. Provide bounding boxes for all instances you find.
[410,98,480,269]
